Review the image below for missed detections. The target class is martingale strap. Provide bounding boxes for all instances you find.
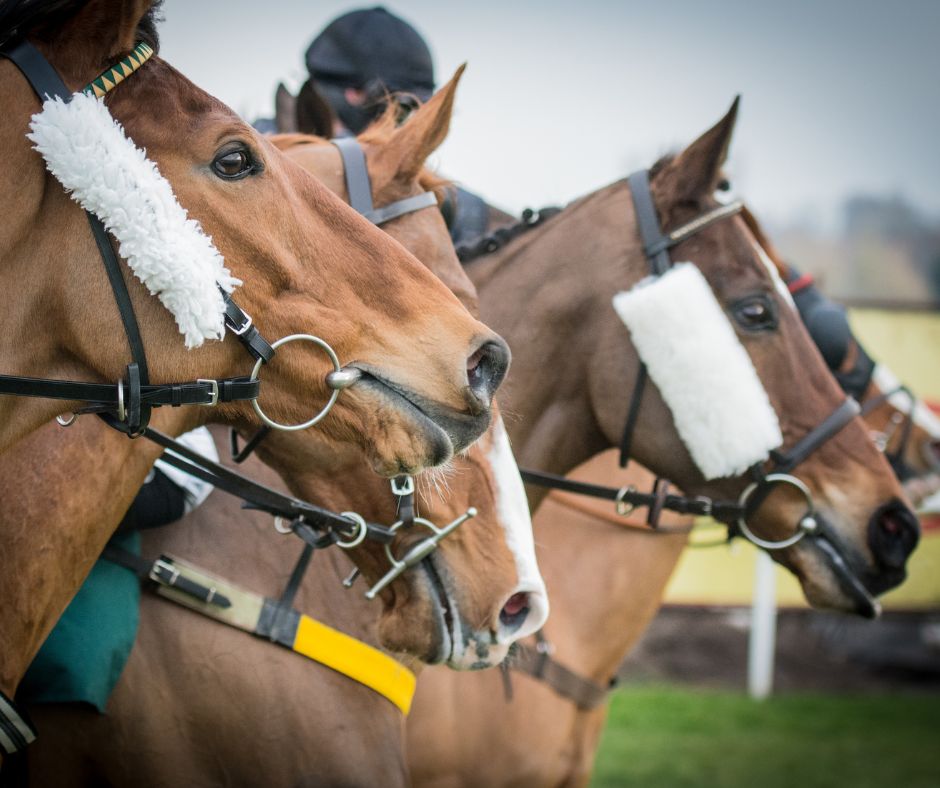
[0,40,273,435]
[112,551,417,714]
[509,631,614,711]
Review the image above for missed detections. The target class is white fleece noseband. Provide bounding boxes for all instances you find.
[27,92,239,348]
[612,262,783,480]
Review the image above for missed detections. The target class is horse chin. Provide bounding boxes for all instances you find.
[375,555,508,669]
[786,534,882,619]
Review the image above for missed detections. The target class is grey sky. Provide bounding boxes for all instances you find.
[159,0,940,228]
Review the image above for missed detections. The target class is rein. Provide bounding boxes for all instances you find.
[0,39,277,437]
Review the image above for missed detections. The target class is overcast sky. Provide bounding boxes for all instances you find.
[159,0,940,230]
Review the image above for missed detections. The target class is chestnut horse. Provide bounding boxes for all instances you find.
[1,0,506,468]
[0,65,521,745]
[741,208,940,504]
[406,101,920,786]
[14,76,546,784]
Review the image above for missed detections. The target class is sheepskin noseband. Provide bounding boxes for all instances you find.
[26,63,240,348]
[612,262,783,480]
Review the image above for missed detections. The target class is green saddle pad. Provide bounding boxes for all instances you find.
[18,531,141,713]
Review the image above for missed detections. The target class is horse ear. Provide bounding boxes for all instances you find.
[372,64,466,182]
[295,80,338,137]
[274,83,298,134]
[662,97,740,200]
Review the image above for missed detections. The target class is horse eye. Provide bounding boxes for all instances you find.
[732,295,777,331]
[212,147,256,180]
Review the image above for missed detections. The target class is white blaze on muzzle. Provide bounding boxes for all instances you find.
[27,92,240,348]
[612,262,783,480]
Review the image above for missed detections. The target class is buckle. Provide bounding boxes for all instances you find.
[149,557,180,586]
[197,379,219,407]
[391,476,415,497]
[229,312,253,336]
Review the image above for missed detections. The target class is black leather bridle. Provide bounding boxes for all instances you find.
[0,40,274,438]
[520,170,863,553]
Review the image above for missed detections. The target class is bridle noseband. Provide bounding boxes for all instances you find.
[521,169,863,556]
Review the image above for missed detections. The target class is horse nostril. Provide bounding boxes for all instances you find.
[499,591,530,631]
[467,338,511,406]
[868,500,920,571]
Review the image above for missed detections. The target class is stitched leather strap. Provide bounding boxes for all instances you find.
[102,544,232,608]
[1,38,69,99]
[0,374,258,407]
[510,633,614,711]
[332,136,374,215]
[221,291,275,363]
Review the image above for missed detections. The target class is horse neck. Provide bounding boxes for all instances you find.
[533,460,689,686]
[125,449,411,783]
[0,406,198,695]
[469,182,645,509]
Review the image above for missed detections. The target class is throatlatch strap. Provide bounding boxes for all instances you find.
[618,362,647,467]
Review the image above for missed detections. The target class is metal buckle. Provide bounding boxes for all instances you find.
[692,495,713,517]
[149,557,180,586]
[116,378,126,423]
[391,476,415,497]
[364,508,478,600]
[197,378,219,407]
[615,485,637,516]
[56,413,77,427]
[230,312,253,336]
[736,473,818,550]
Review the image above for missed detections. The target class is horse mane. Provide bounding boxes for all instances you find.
[0,0,163,52]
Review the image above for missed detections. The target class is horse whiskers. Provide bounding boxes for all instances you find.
[417,461,459,504]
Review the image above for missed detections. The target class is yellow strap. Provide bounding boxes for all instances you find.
[292,614,417,715]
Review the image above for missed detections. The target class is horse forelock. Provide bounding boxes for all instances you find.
[1,0,163,52]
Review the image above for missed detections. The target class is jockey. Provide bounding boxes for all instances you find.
[268,6,493,245]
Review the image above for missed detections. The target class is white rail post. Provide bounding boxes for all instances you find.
[747,550,778,699]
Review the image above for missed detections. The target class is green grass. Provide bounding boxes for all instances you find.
[591,685,940,788]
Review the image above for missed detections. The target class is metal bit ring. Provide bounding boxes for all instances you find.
[249,334,349,431]
[737,473,817,551]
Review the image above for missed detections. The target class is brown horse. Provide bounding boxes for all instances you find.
[0,68,529,713]
[1,0,506,472]
[15,76,545,783]
[741,209,940,503]
[406,101,920,786]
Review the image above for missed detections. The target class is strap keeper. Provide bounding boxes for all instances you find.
[646,478,670,529]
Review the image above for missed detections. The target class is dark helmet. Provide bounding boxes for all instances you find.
[305,7,435,131]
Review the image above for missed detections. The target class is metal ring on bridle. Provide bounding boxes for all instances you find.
[615,485,638,517]
[249,334,343,431]
[56,413,77,427]
[737,473,818,550]
[273,516,294,535]
[335,512,368,549]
